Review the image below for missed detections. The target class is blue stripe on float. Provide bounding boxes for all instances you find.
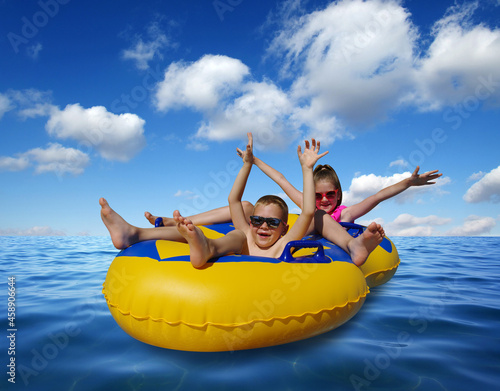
[116,240,162,261]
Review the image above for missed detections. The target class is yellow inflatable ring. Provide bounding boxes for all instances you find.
[102,218,398,352]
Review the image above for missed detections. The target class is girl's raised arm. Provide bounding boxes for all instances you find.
[253,156,305,209]
[342,166,442,222]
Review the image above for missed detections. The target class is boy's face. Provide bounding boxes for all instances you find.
[250,204,288,249]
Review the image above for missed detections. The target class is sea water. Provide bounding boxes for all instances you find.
[1,236,499,391]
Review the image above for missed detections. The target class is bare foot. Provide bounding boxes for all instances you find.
[173,210,213,268]
[100,198,139,249]
[347,222,385,267]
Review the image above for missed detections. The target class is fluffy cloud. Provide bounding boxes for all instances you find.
[0,93,13,119]
[195,81,295,148]
[463,166,500,203]
[0,89,52,119]
[0,143,90,176]
[412,3,500,110]
[0,156,30,172]
[122,21,174,70]
[382,213,452,236]
[342,170,448,205]
[154,54,250,111]
[445,215,497,236]
[151,1,500,149]
[46,104,146,162]
[25,143,90,175]
[269,0,417,127]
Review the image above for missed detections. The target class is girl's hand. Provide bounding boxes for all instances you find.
[236,132,254,165]
[297,138,329,169]
[408,166,442,186]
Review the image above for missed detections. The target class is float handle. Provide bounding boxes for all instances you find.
[339,222,365,237]
[279,241,328,263]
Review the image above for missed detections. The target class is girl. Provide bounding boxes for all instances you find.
[146,152,441,226]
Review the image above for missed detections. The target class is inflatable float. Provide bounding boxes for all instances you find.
[102,217,399,352]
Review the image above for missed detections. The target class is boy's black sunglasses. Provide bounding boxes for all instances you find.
[249,215,283,229]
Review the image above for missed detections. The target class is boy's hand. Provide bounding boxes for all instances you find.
[408,166,442,186]
[236,132,254,165]
[298,138,328,169]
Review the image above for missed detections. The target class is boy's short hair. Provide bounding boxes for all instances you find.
[313,164,343,208]
[254,195,289,223]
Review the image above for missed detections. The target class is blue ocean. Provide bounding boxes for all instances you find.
[1,235,499,391]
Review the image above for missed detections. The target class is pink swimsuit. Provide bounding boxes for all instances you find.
[330,205,347,222]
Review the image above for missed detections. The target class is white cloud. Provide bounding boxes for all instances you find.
[463,165,500,203]
[467,171,485,182]
[122,20,178,70]
[267,0,417,128]
[412,2,500,110]
[383,213,452,236]
[195,81,295,148]
[0,226,66,236]
[446,215,497,236]
[0,143,89,176]
[146,1,500,150]
[342,171,448,205]
[27,43,43,59]
[1,89,52,119]
[389,159,409,168]
[122,22,172,70]
[46,104,146,162]
[0,156,30,172]
[0,93,13,119]
[24,143,90,175]
[154,55,250,111]
[174,190,198,199]
[18,102,54,119]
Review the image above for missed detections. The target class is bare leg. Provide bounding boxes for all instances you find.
[145,201,255,227]
[173,210,248,268]
[100,198,185,249]
[314,210,384,267]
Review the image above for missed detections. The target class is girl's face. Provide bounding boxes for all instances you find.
[315,180,339,214]
[250,204,288,249]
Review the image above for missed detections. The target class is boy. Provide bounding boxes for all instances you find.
[100,133,328,268]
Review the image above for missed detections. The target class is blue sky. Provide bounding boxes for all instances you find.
[1,0,499,237]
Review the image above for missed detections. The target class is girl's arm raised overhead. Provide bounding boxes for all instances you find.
[341,166,442,222]
[229,133,254,232]
[253,156,305,209]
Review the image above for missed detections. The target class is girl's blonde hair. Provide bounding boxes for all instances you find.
[253,195,289,223]
[313,164,343,209]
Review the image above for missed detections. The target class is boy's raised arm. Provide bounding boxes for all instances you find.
[229,133,254,231]
[283,139,328,242]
